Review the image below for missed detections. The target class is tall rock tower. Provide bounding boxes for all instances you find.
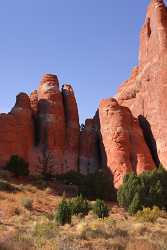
[116,0,167,169]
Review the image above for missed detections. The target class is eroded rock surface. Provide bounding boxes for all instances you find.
[62,84,80,172]
[116,0,167,169]
[0,93,34,166]
[98,98,155,188]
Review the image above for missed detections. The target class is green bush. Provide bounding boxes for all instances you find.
[117,167,167,214]
[21,197,33,210]
[55,198,71,225]
[135,206,161,223]
[69,195,90,216]
[6,155,29,177]
[92,199,109,219]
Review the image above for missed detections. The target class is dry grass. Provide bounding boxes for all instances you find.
[0,176,167,250]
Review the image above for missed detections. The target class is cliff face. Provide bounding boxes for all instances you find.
[98,98,155,188]
[116,0,167,169]
[79,119,100,175]
[0,74,80,176]
[62,84,80,173]
[0,0,165,188]
[0,93,34,167]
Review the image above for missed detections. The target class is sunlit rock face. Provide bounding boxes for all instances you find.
[116,0,167,169]
[0,93,34,167]
[98,98,155,189]
[37,74,66,173]
[30,75,80,175]
[0,74,80,175]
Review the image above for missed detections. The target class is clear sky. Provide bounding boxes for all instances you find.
[0,0,160,123]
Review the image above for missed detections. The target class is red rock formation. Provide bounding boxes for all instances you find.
[0,113,19,166]
[0,93,34,166]
[99,98,155,188]
[30,90,38,114]
[116,0,167,169]
[0,74,82,175]
[79,119,100,175]
[37,74,66,174]
[0,0,164,188]
[62,84,80,172]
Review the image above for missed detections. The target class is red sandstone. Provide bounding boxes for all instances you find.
[0,0,165,188]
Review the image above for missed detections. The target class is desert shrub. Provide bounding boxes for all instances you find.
[92,199,109,218]
[33,222,58,239]
[69,194,90,216]
[21,197,33,210]
[136,206,161,223]
[126,239,160,250]
[0,230,34,250]
[55,198,71,225]
[117,172,142,214]
[6,155,29,177]
[127,191,142,215]
[56,169,116,201]
[117,167,167,214]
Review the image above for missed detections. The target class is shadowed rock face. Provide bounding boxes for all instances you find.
[98,98,155,188]
[116,0,167,169]
[79,119,100,175]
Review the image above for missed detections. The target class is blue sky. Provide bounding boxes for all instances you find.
[0,0,156,122]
